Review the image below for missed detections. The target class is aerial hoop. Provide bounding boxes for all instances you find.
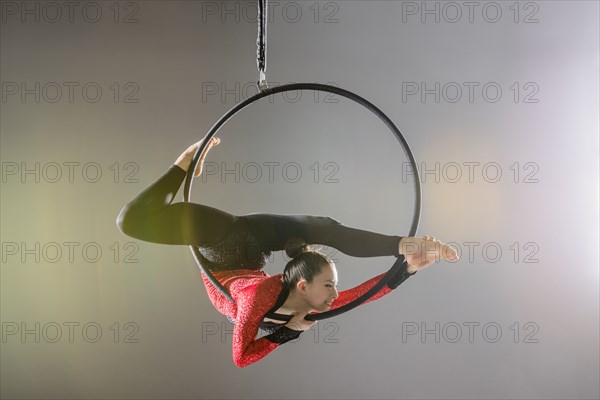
[184,82,421,321]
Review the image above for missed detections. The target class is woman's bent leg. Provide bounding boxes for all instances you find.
[117,165,236,246]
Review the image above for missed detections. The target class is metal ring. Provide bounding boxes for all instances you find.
[184,83,421,321]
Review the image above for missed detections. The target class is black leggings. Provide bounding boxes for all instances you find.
[116,165,402,268]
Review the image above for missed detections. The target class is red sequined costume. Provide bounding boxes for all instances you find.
[117,165,415,368]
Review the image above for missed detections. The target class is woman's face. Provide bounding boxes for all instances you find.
[304,263,339,312]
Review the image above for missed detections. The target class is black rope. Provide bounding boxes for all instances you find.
[257,0,267,83]
[184,83,421,321]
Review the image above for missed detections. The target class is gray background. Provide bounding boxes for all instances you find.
[1,1,598,399]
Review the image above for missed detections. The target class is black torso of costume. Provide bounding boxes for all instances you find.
[198,218,273,271]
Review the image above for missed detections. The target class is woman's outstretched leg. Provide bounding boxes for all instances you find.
[240,213,402,258]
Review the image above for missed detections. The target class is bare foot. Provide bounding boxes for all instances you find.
[399,236,459,273]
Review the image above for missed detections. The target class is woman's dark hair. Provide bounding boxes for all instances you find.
[283,238,333,291]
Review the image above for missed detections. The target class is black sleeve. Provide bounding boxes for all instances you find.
[387,260,416,290]
[116,165,236,246]
[263,325,303,344]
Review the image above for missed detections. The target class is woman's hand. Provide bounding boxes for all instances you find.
[285,311,317,332]
[175,137,220,176]
[399,236,459,274]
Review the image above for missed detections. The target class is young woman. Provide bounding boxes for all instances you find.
[116,137,458,368]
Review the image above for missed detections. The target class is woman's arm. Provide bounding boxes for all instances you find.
[330,261,412,310]
[230,283,304,368]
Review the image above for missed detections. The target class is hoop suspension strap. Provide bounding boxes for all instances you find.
[257,0,268,91]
